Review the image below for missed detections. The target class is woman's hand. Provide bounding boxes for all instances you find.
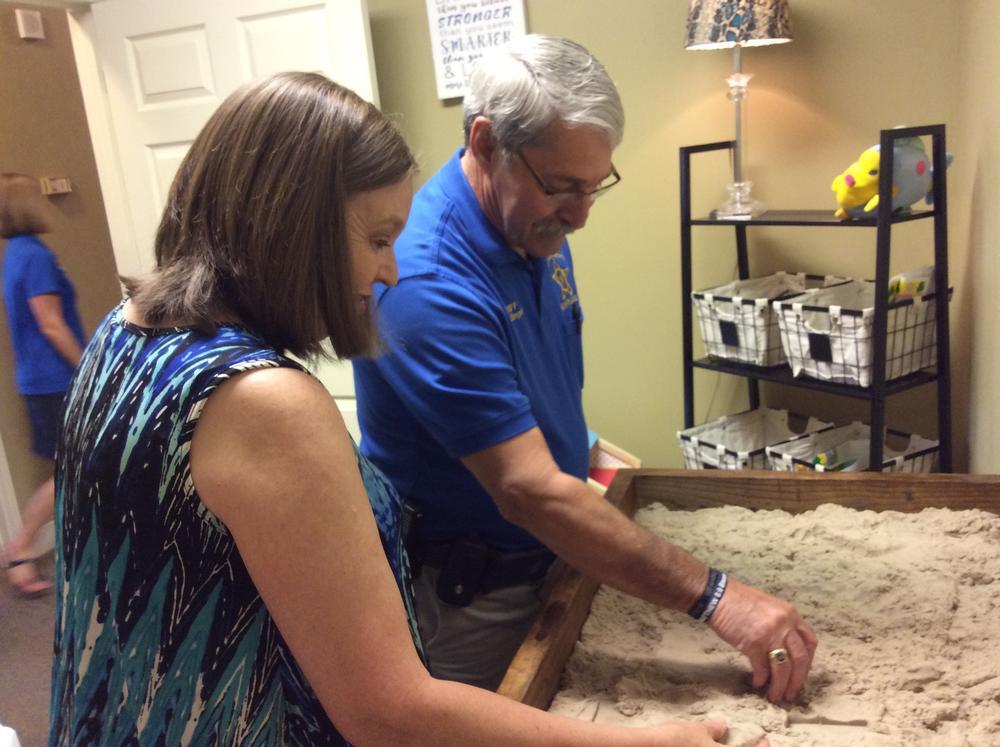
[643,717,769,746]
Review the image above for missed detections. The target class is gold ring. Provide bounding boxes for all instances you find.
[768,648,789,664]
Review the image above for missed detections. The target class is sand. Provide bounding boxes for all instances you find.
[549,503,1000,746]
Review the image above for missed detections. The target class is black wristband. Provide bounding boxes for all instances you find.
[687,567,728,622]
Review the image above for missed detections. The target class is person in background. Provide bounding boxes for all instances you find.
[354,34,817,699]
[1,173,84,597]
[50,70,755,746]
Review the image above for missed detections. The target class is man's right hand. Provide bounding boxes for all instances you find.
[707,577,818,704]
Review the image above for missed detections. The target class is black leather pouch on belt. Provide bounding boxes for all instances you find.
[435,536,490,607]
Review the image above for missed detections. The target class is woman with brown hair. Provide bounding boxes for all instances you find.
[1,173,84,597]
[50,71,750,746]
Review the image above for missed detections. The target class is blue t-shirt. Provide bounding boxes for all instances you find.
[354,149,589,551]
[2,234,86,394]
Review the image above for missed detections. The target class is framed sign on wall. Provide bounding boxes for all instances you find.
[425,0,526,100]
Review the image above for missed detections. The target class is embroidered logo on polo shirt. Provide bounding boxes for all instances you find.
[507,301,524,321]
[548,255,579,310]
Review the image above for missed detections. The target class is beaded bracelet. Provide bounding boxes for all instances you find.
[687,567,728,622]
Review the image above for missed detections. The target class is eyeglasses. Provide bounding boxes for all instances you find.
[516,150,621,206]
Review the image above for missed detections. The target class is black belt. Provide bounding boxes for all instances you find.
[413,538,555,606]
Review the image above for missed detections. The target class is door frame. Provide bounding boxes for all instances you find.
[68,1,143,278]
[0,434,24,548]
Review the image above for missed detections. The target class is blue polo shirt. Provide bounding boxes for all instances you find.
[354,149,589,551]
[2,234,85,395]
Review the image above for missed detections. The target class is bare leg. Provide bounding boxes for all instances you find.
[3,476,55,596]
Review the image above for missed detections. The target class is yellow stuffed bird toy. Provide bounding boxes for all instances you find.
[831,146,882,220]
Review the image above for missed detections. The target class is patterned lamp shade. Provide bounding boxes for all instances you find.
[686,0,793,50]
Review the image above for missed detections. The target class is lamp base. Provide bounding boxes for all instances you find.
[714,181,765,218]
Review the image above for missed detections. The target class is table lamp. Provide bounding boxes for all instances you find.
[686,0,792,217]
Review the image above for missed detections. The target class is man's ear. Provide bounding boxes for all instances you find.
[467,116,498,166]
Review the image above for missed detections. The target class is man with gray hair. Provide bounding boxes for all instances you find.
[354,35,816,697]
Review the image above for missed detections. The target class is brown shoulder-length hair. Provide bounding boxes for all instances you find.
[0,173,53,238]
[124,72,416,359]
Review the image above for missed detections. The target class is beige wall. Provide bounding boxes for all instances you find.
[959,0,1000,473]
[0,4,121,507]
[369,0,988,471]
[1,1,993,478]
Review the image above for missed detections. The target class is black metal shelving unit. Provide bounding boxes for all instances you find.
[680,124,952,472]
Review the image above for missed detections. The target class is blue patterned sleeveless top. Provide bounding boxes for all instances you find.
[50,302,423,746]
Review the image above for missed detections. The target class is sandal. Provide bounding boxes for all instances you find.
[4,557,53,598]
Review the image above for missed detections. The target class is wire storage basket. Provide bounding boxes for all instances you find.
[772,279,950,387]
[766,421,939,473]
[678,408,834,470]
[692,272,849,367]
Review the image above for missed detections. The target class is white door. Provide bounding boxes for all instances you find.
[88,0,374,439]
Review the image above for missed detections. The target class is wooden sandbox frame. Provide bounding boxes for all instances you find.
[497,468,1000,709]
